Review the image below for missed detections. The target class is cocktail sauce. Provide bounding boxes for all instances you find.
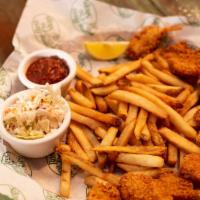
[26,56,69,84]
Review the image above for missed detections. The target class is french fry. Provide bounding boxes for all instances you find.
[109,90,167,119]
[126,73,161,84]
[68,132,89,161]
[69,101,121,126]
[143,138,154,146]
[187,118,198,127]
[151,61,164,71]
[98,127,118,168]
[82,126,100,147]
[117,164,161,177]
[97,73,107,81]
[116,153,164,167]
[95,96,108,113]
[142,60,192,88]
[93,145,166,156]
[105,98,118,114]
[183,105,200,122]
[108,121,136,161]
[177,88,191,103]
[84,176,108,187]
[94,127,107,139]
[141,124,151,141]
[103,60,141,85]
[91,85,118,96]
[84,88,96,109]
[117,78,130,87]
[117,163,151,172]
[56,144,71,153]
[154,52,169,70]
[113,137,119,146]
[147,84,183,96]
[118,102,128,119]
[147,114,165,146]
[97,154,108,169]
[76,65,102,86]
[178,90,199,115]
[159,127,200,153]
[60,155,71,197]
[131,82,182,109]
[70,123,96,162]
[118,121,125,132]
[101,128,118,145]
[141,68,159,80]
[125,86,197,139]
[129,133,142,146]
[75,80,85,93]
[61,151,120,185]
[82,126,102,169]
[179,150,185,169]
[188,118,198,127]
[71,111,105,130]
[167,143,178,167]
[98,63,124,74]
[100,128,118,146]
[143,53,154,61]
[117,120,136,146]
[134,108,148,140]
[68,88,94,108]
[125,105,138,125]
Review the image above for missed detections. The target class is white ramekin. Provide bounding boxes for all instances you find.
[0,89,71,158]
[18,48,76,93]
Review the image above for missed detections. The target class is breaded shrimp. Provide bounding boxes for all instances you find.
[158,170,200,200]
[119,171,200,200]
[126,25,181,59]
[180,153,200,184]
[162,42,200,78]
[119,173,172,200]
[87,182,121,200]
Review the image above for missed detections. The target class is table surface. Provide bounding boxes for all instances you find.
[0,0,200,66]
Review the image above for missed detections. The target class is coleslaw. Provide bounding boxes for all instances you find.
[3,88,67,139]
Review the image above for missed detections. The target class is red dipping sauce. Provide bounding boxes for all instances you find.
[26,56,69,85]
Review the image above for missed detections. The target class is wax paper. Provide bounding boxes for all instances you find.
[1,0,200,199]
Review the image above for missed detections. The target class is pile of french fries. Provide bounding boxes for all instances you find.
[56,52,200,197]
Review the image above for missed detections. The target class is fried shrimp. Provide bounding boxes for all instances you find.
[180,153,200,184]
[87,183,121,200]
[162,42,200,78]
[158,170,200,200]
[126,25,181,59]
[119,171,200,200]
[119,173,172,200]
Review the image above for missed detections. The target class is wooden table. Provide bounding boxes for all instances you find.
[0,0,26,65]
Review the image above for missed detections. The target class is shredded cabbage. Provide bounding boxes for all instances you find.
[3,87,67,140]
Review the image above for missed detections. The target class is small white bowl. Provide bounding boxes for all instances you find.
[18,48,76,92]
[0,89,71,158]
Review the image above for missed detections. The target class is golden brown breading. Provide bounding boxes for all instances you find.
[194,109,200,125]
[180,153,200,184]
[119,171,200,200]
[158,171,200,200]
[87,183,121,200]
[119,173,172,200]
[162,42,200,78]
[126,25,181,59]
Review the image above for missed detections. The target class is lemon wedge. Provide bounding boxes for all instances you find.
[84,41,129,60]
